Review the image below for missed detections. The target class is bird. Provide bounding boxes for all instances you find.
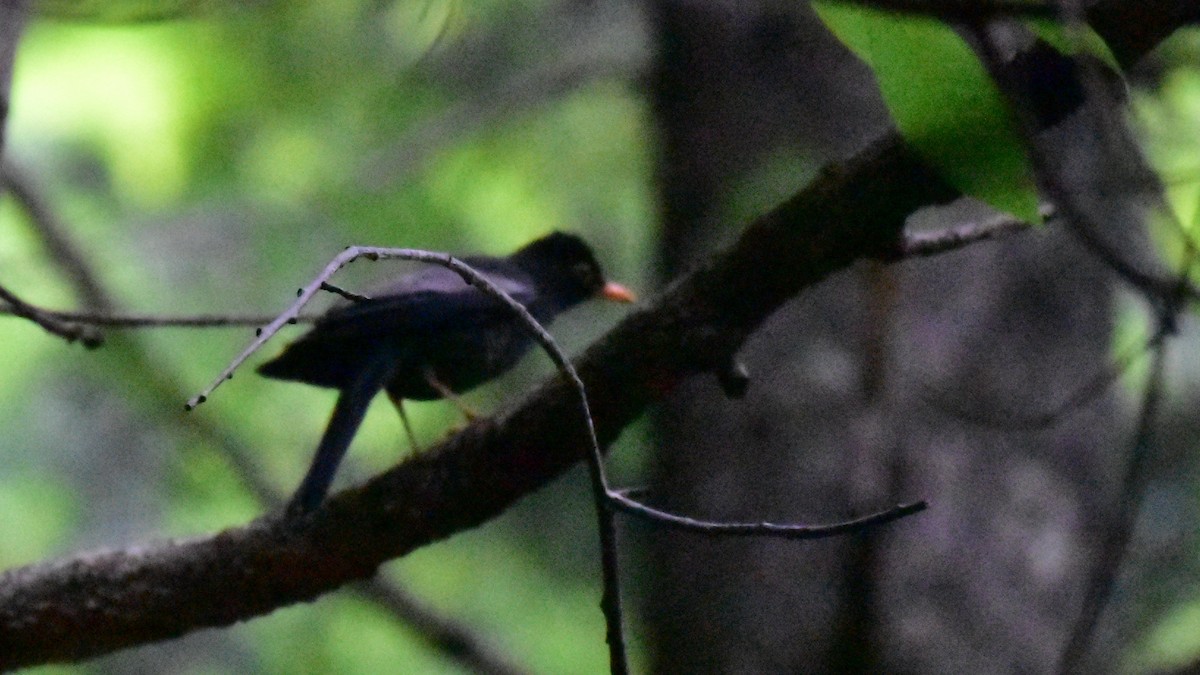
[258,232,635,514]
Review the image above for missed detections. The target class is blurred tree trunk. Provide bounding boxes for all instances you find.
[642,2,1124,672]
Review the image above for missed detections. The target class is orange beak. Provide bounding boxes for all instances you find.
[601,281,637,303]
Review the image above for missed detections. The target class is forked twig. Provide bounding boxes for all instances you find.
[185,248,449,410]
[0,283,102,347]
[186,246,635,669]
[192,246,929,675]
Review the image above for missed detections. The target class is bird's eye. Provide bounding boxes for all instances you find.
[571,261,597,284]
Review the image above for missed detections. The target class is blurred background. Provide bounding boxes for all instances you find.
[1,0,1199,673]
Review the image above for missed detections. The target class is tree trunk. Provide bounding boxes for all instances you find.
[642,2,1123,672]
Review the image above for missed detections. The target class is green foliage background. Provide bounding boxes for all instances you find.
[2,2,652,672]
[1,1,1199,672]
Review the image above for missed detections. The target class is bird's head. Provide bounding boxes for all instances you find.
[509,232,635,312]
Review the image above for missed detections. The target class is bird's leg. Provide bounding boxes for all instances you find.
[423,367,479,420]
[386,391,421,452]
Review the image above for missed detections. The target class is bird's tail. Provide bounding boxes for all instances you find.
[288,353,397,514]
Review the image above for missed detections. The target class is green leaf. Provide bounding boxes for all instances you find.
[1027,18,1119,70]
[814,2,1041,222]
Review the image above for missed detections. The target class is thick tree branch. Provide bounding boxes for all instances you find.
[0,130,957,669]
[0,0,1188,664]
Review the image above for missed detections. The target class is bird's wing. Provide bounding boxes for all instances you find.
[361,258,535,302]
[316,262,538,337]
[257,263,537,388]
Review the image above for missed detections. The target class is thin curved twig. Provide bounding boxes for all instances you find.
[0,283,103,347]
[0,127,965,670]
[190,243,931,673]
[0,305,318,328]
[1055,310,1171,673]
[1,161,111,311]
[611,489,926,539]
[188,246,634,671]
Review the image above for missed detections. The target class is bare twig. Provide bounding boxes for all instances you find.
[191,239,932,673]
[187,249,450,409]
[893,207,1047,260]
[187,246,636,672]
[1055,312,1171,673]
[2,161,111,311]
[0,283,103,347]
[611,489,926,539]
[0,305,320,328]
[0,129,960,670]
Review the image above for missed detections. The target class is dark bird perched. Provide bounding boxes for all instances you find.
[259,232,635,513]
